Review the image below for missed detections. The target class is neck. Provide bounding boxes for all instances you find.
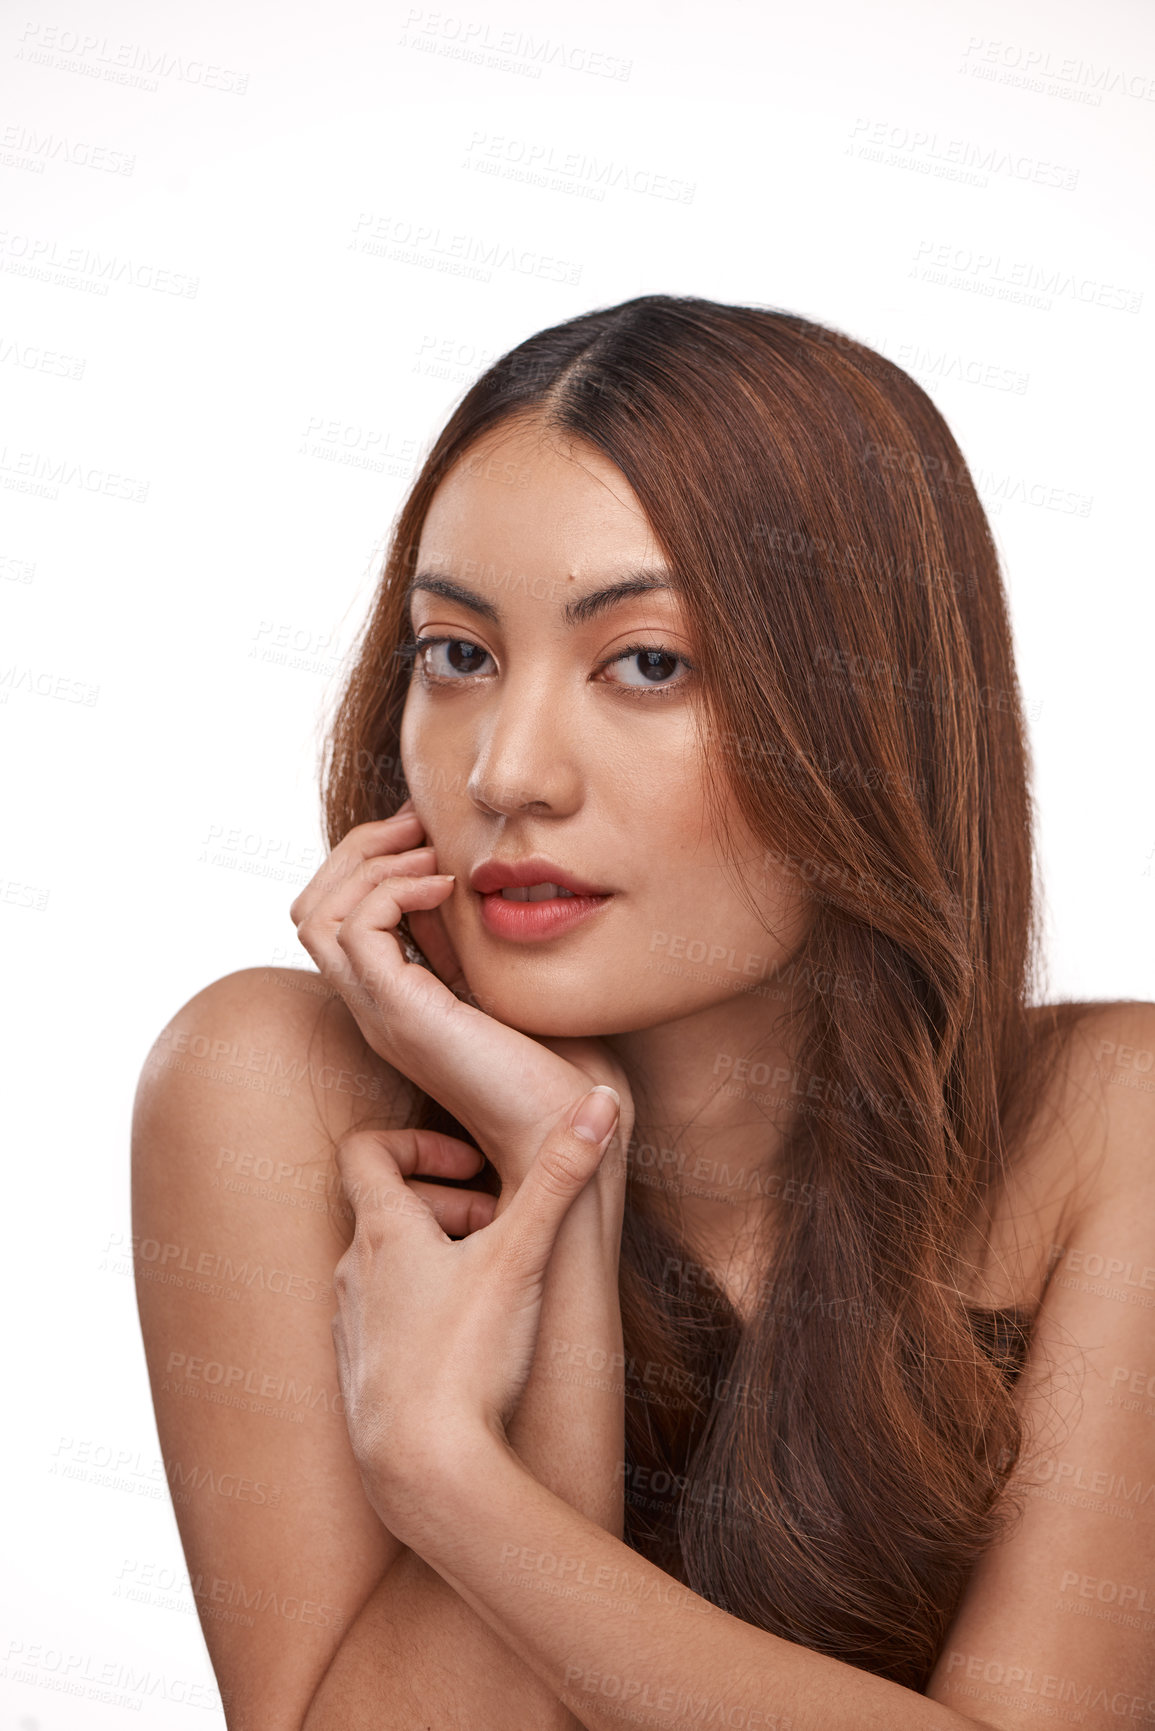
[605,983,809,1278]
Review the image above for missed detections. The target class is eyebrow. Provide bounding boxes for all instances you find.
[404,569,674,629]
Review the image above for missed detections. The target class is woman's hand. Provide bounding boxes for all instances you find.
[289,801,634,1191]
[329,1086,622,1544]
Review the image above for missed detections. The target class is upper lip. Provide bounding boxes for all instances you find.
[469,855,615,896]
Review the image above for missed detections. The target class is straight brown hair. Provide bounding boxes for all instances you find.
[321,295,1076,1689]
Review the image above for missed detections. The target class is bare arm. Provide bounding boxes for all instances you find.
[302,1153,630,1731]
[284,805,640,1727]
[133,966,632,1731]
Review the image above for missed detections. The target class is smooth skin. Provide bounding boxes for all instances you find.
[133,416,1155,1729]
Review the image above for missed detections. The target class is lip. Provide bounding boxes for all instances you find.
[468,854,616,944]
[469,855,615,896]
[477,890,613,943]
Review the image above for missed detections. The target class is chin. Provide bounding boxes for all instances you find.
[464,967,681,1040]
[470,988,613,1039]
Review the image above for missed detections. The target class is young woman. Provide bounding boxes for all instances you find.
[132,296,1155,1730]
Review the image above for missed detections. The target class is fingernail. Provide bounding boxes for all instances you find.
[571,1085,620,1144]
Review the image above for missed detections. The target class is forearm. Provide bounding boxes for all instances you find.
[304,1176,625,1730]
[394,1439,990,1731]
[501,1165,626,1532]
[301,1545,581,1730]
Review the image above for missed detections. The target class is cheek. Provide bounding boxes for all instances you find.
[400,697,444,808]
[398,701,420,800]
[399,699,470,852]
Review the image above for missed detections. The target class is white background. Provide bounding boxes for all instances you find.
[2,0,1152,1722]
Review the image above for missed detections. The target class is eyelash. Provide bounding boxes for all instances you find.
[397,634,696,700]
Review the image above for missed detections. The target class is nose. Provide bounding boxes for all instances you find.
[465,671,582,818]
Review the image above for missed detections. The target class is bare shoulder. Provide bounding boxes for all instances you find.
[1022,998,1155,1230]
[134,964,419,1151]
[967,1000,1155,1313]
[925,1002,1155,1715]
[131,967,421,1730]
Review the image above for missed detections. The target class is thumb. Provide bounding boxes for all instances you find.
[500,1086,621,1270]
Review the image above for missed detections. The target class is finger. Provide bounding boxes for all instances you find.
[499,1087,620,1274]
[291,829,430,929]
[289,810,425,925]
[332,872,465,1017]
[295,845,437,932]
[335,1129,451,1244]
[403,1129,487,1182]
[309,810,425,885]
[298,870,456,1000]
[337,1126,483,1182]
[404,1180,496,1236]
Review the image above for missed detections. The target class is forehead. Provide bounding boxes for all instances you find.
[416,416,663,580]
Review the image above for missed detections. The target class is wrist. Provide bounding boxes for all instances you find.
[571,1159,626,1260]
[493,1158,625,1255]
[370,1419,519,1557]
[365,1419,508,1555]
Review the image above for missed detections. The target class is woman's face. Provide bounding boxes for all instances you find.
[400,415,807,1037]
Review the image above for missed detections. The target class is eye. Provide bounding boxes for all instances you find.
[409,635,495,681]
[598,643,695,697]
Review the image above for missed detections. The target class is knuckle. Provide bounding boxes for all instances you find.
[296,911,325,950]
[356,1207,389,1247]
[537,1143,588,1193]
[335,1125,405,1168]
[335,1126,375,1163]
[494,1232,535,1282]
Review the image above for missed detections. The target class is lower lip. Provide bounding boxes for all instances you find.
[478,890,613,942]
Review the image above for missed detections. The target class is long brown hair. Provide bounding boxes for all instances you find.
[321,295,1074,1690]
